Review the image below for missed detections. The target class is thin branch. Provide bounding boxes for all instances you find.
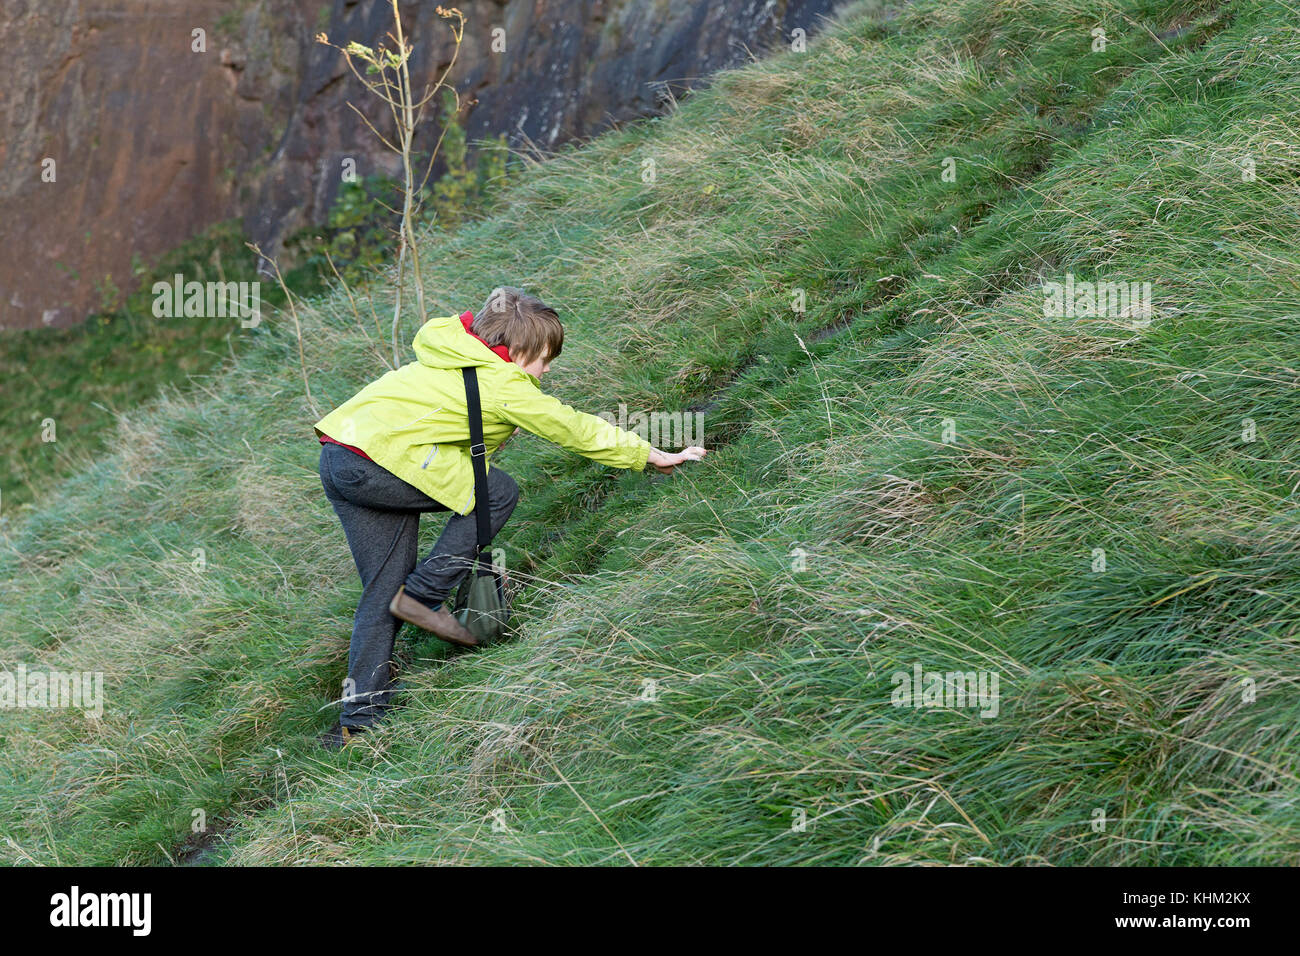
[247,242,321,419]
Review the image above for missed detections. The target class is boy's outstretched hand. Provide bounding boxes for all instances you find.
[647,446,708,475]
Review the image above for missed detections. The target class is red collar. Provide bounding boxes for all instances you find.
[460,310,513,364]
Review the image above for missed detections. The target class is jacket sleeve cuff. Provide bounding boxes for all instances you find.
[630,438,651,472]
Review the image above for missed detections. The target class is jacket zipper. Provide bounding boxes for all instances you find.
[398,404,446,432]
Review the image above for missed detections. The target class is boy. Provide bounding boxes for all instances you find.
[314,287,706,747]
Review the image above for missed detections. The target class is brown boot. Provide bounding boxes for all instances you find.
[389,585,478,648]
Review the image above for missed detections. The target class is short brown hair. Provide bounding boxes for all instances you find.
[473,287,564,365]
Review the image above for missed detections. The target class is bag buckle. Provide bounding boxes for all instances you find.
[469,442,487,458]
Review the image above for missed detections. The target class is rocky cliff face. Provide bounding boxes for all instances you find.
[0,0,844,330]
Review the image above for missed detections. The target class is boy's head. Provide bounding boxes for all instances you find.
[474,287,564,373]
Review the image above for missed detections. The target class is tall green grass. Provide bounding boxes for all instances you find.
[1,0,1296,865]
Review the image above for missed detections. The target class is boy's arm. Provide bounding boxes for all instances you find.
[494,377,652,471]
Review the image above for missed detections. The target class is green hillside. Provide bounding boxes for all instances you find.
[2,0,1297,865]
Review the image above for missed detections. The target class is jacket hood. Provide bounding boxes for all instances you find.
[412,310,512,370]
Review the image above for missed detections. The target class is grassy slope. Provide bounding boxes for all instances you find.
[0,221,279,513]
[2,0,1298,865]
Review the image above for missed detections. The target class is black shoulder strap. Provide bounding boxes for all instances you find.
[462,366,492,570]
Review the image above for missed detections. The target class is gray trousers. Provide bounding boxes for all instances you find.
[318,441,519,727]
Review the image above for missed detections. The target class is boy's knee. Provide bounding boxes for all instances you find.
[492,468,519,505]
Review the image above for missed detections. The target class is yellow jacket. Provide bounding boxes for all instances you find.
[314,312,651,514]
